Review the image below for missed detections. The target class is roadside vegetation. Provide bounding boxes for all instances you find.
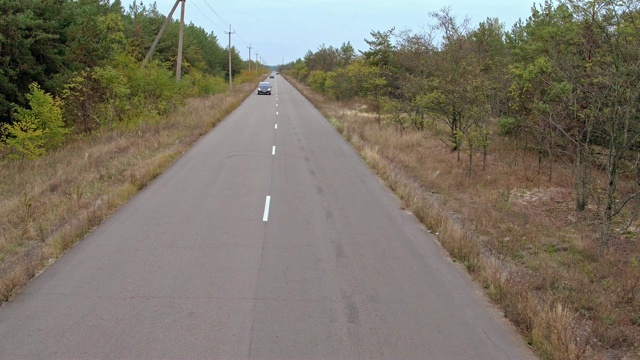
[0,81,260,302]
[0,0,250,161]
[282,1,640,359]
[0,0,267,301]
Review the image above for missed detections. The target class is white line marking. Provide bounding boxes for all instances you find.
[276,104,278,107]
[276,111,279,115]
[275,124,278,129]
[272,146,276,155]
[263,196,271,221]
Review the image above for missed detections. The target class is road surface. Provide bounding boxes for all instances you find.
[0,76,535,359]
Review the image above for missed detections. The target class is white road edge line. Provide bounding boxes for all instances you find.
[263,196,271,222]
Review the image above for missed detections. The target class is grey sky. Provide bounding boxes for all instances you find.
[125,0,536,66]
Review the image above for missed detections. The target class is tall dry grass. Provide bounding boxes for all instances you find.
[292,77,640,360]
[0,81,259,302]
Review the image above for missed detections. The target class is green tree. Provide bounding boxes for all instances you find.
[307,70,328,93]
[63,0,118,69]
[3,83,67,160]
[304,45,340,72]
[290,59,308,82]
[325,60,380,101]
[509,1,591,208]
[361,28,396,69]
[338,42,356,67]
[419,7,491,157]
[394,29,436,130]
[0,0,67,123]
[567,0,640,247]
[470,18,511,117]
[2,117,45,160]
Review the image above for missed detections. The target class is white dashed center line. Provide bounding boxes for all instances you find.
[263,196,271,222]
[272,146,276,155]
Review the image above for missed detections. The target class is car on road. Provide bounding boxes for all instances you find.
[257,82,272,95]
[269,74,275,78]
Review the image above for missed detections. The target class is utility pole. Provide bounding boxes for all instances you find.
[226,25,235,89]
[142,0,185,82]
[255,52,259,74]
[142,0,181,66]
[175,0,185,81]
[247,43,252,71]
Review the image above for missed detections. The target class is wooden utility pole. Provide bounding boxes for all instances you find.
[247,43,252,71]
[255,52,259,74]
[142,0,181,65]
[142,0,185,82]
[176,0,185,81]
[226,25,235,89]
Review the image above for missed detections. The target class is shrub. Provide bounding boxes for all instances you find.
[62,56,185,132]
[92,65,131,128]
[121,59,183,116]
[307,70,327,93]
[233,69,261,85]
[2,83,67,160]
[326,68,353,101]
[1,115,45,160]
[184,70,227,97]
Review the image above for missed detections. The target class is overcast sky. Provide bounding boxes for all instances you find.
[124,0,536,66]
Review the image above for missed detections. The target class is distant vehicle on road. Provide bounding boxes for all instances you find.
[269,74,275,78]
[257,82,272,95]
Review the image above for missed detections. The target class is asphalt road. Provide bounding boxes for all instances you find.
[0,76,535,359]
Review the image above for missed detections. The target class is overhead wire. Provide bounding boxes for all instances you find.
[188,0,252,50]
[189,0,227,33]
[200,0,230,26]
[235,32,250,47]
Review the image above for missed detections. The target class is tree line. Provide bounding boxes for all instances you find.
[0,0,250,159]
[283,0,640,248]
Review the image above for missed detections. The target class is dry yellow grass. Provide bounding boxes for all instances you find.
[0,81,258,302]
[289,77,640,360]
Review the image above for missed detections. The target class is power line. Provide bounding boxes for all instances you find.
[235,32,250,47]
[200,0,230,26]
[188,0,252,57]
[189,0,227,32]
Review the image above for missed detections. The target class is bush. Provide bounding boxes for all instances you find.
[307,70,327,93]
[1,116,45,160]
[184,71,227,97]
[326,68,355,101]
[2,83,68,160]
[92,65,131,128]
[124,60,183,116]
[233,69,262,85]
[62,56,186,132]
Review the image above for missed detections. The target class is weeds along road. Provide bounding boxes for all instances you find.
[0,76,535,359]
